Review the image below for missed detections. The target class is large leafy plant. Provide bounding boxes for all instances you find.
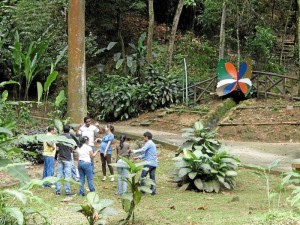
[111,156,155,224]
[173,122,240,192]
[77,192,117,225]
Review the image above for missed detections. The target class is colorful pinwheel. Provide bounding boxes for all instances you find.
[216,59,252,96]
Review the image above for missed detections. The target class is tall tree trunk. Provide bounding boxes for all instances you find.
[67,0,86,123]
[147,0,154,63]
[166,0,184,71]
[117,13,126,72]
[297,0,300,96]
[219,1,226,60]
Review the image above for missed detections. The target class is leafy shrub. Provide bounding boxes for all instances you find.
[90,66,180,121]
[138,66,179,110]
[173,122,240,192]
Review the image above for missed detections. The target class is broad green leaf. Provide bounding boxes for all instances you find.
[178,167,192,177]
[138,186,152,193]
[55,90,66,107]
[225,170,238,177]
[4,190,27,204]
[178,183,189,191]
[0,127,13,136]
[194,122,204,131]
[212,180,221,192]
[1,90,8,102]
[203,181,214,192]
[54,119,63,134]
[44,70,58,92]
[122,199,131,213]
[5,207,24,225]
[133,190,142,205]
[188,171,197,180]
[116,59,124,69]
[87,192,100,205]
[194,179,203,190]
[113,52,121,62]
[107,42,117,50]
[37,82,43,102]
[54,46,67,66]
[127,56,133,68]
[0,80,19,88]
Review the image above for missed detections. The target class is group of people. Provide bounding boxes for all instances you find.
[42,116,158,196]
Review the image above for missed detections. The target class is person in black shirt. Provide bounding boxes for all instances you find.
[55,125,75,196]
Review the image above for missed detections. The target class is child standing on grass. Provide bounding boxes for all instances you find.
[116,134,130,195]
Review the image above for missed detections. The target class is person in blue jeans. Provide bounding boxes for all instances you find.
[42,126,56,188]
[55,125,75,196]
[97,124,114,181]
[129,131,157,195]
[78,136,99,196]
[116,134,130,195]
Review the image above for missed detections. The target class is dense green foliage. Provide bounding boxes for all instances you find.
[173,122,240,192]
[89,66,179,121]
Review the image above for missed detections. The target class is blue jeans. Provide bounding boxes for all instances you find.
[90,146,95,174]
[117,159,128,195]
[42,156,55,187]
[71,153,78,180]
[78,160,95,195]
[141,165,156,194]
[56,160,72,194]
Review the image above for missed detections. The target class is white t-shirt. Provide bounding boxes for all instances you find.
[78,125,99,146]
[78,144,92,163]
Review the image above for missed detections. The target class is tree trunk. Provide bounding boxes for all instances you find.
[166,0,184,71]
[297,0,300,96]
[219,1,226,60]
[146,0,154,63]
[67,0,86,123]
[117,13,126,73]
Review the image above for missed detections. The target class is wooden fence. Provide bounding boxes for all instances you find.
[186,71,299,104]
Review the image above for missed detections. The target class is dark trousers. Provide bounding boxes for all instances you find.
[100,153,114,176]
[141,165,156,194]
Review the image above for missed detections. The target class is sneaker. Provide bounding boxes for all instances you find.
[151,192,156,196]
[66,192,76,197]
[79,193,85,197]
[56,192,61,196]
[51,185,56,189]
[102,176,107,181]
[110,177,115,182]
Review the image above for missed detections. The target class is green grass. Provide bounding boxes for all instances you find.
[30,149,296,225]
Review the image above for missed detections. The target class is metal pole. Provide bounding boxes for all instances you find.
[184,58,188,106]
[182,60,185,103]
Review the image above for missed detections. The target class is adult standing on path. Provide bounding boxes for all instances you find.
[77,136,99,196]
[97,124,115,181]
[76,117,100,174]
[42,126,57,188]
[129,131,157,195]
[55,125,75,196]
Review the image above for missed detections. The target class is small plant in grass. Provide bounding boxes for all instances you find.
[111,156,155,225]
[173,122,239,192]
[78,192,117,225]
[247,159,284,211]
[282,160,300,211]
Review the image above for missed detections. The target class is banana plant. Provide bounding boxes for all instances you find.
[111,156,154,225]
[37,46,67,104]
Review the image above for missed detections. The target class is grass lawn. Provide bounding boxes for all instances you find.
[31,148,297,225]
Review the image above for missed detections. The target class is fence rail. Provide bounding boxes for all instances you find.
[186,71,299,104]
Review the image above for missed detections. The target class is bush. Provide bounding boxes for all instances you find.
[173,122,240,192]
[90,66,180,121]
